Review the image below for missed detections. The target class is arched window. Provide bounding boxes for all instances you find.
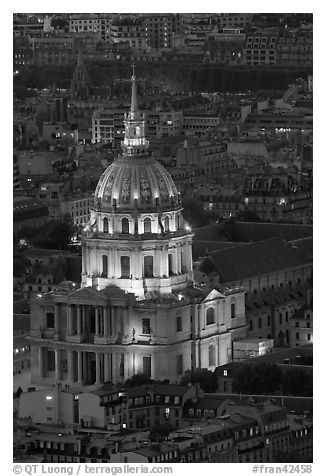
[231,303,236,319]
[164,216,170,232]
[144,255,153,278]
[120,256,130,278]
[121,217,129,234]
[102,255,108,277]
[144,217,151,234]
[176,316,182,332]
[103,217,108,233]
[208,344,216,367]
[206,308,215,325]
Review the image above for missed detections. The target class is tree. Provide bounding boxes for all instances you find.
[123,373,153,388]
[181,368,217,393]
[182,199,210,228]
[236,210,261,222]
[150,423,175,442]
[281,368,312,397]
[233,362,282,395]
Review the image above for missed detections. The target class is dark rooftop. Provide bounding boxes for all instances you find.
[197,237,309,283]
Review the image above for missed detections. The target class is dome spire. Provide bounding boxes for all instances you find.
[130,63,138,118]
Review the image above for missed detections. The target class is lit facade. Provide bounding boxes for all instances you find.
[29,71,247,386]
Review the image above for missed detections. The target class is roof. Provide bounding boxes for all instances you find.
[214,344,313,375]
[192,241,243,261]
[126,384,189,398]
[197,237,308,283]
[193,221,312,244]
[183,396,226,411]
[13,198,49,220]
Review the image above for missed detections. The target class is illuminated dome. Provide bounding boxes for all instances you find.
[94,155,179,213]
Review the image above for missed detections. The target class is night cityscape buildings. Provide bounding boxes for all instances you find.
[13,12,313,465]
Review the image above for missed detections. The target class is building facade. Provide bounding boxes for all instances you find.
[29,71,248,387]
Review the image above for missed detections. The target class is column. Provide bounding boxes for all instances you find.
[123,308,129,338]
[39,347,44,378]
[77,306,81,335]
[55,304,60,334]
[67,350,73,383]
[177,247,182,274]
[95,352,101,385]
[82,306,87,334]
[104,353,109,382]
[112,308,116,336]
[151,353,155,380]
[103,308,108,337]
[95,308,99,336]
[163,248,169,277]
[77,351,83,384]
[83,352,88,383]
[108,250,114,278]
[55,349,61,381]
[111,353,117,384]
[67,306,72,336]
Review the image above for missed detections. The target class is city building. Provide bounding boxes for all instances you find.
[13,314,31,375]
[60,194,93,227]
[13,196,49,233]
[30,36,77,66]
[142,14,182,49]
[28,71,248,388]
[217,401,290,462]
[243,32,278,66]
[289,291,313,347]
[109,17,147,49]
[182,114,220,137]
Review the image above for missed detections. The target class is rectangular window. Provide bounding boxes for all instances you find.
[46,312,55,328]
[144,255,153,278]
[143,356,151,377]
[142,318,150,335]
[176,316,182,332]
[47,350,55,371]
[176,354,183,375]
[120,256,130,278]
[307,333,311,341]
